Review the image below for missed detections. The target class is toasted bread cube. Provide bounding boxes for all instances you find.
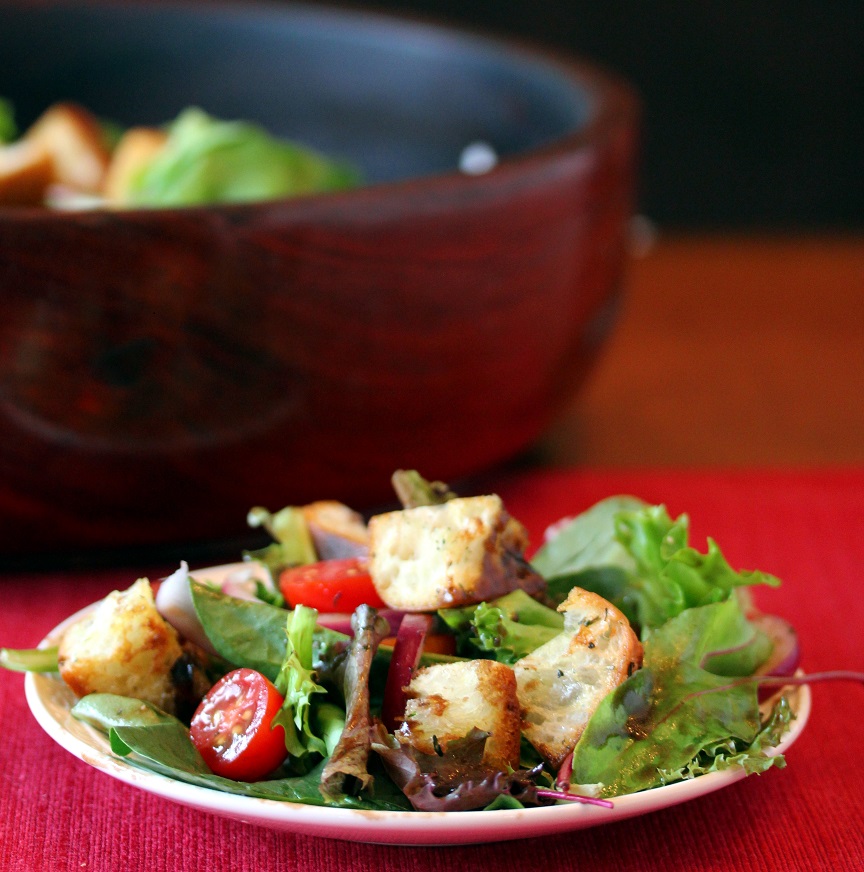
[301,500,369,560]
[398,659,521,769]
[514,587,643,768]
[102,127,167,204]
[24,102,110,193]
[368,495,544,611]
[0,141,55,205]
[58,578,184,714]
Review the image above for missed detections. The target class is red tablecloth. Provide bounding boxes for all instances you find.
[2,469,862,871]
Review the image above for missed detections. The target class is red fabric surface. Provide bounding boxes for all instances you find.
[1,469,862,871]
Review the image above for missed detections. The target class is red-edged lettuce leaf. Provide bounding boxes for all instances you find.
[569,598,791,797]
[371,725,551,811]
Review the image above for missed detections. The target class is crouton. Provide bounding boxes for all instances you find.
[0,141,55,205]
[398,659,522,769]
[301,500,369,560]
[514,587,643,768]
[102,126,167,203]
[24,102,110,193]
[368,495,544,612]
[58,578,184,714]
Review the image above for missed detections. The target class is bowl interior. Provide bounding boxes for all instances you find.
[0,0,594,184]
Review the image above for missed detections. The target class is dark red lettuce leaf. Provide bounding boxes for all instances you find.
[370,724,551,811]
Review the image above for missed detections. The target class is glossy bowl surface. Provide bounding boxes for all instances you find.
[0,0,639,557]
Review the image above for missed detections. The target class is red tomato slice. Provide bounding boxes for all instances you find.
[190,668,287,781]
[279,557,386,613]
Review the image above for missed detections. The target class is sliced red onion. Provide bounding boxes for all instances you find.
[381,613,433,731]
[752,613,801,701]
[535,789,614,809]
[555,751,574,791]
[303,501,369,561]
[154,562,217,655]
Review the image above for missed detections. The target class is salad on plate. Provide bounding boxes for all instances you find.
[2,471,821,815]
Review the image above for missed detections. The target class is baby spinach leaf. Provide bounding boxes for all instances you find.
[110,722,211,774]
[531,495,646,579]
[189,581,348,682]
[190,580,289,680]
[0,646,59,673]
[72,692,409,810]
[72,693,178,729]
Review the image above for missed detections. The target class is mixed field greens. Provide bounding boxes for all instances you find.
[3,489,804,812]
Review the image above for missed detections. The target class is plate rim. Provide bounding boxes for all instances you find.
[24,584,812,845]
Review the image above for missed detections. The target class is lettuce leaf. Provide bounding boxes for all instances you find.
[657,697,792,782]
[371,725,549,812]
[125,108,360,206]
[531,496,646,580]
[0,98,17,143]
[245,504,317,578]
[533,498,780,635]
[391,470,458,509]
[71,693,409,809]
[189,580,347,683]
[272,605,329,761]
[569,598,790,797]
[438,589,563,664]
[0,645,59,673]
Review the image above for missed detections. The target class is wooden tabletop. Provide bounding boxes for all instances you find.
[536,233,864,468]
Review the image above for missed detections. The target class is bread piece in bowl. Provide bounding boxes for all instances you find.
[24,102,110,193]
[102,127,168,204]
[0,141,55,205]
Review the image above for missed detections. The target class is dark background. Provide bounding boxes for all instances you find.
[349,0,863,231]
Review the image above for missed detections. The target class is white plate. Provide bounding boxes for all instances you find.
[25,592,811,846]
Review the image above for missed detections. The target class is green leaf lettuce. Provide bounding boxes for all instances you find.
[532,497,780,635]
[125,107,361,206]
[569,598,790,797]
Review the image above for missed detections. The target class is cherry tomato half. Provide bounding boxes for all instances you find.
[279,557,386,613]
[190,668,287,781]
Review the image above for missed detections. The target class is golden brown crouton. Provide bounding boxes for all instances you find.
[102,127,167,203]
[58,578,184,714]
[368,495,544,612]
[514,587,643,768]
[24,102,110,193]
[302,500,369,560]
[0,141,55,205]
[398,659,522,770]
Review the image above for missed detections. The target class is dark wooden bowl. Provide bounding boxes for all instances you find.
[0,0,639,558]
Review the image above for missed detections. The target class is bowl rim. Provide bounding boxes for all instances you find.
[0,0,640,221]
